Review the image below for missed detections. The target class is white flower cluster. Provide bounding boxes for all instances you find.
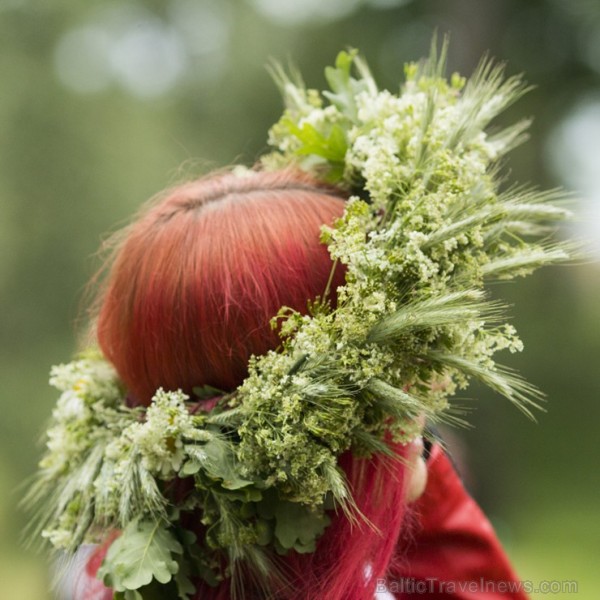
[49,357,121,401]
[37,359,209,549]
[41,356,122,475]
[121,388,196,478]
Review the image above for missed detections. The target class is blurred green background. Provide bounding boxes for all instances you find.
[1,0,599,598]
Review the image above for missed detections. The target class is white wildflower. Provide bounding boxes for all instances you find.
[49,358,121,405]
[126,389,195,478]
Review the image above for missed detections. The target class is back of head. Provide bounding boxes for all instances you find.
[96,168,347,405]
[92,167,408,600]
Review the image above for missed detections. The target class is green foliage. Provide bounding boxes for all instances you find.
[181,436,253,490]
[98,520,187,595]
[256,491,331,553]
[323,50,378,120]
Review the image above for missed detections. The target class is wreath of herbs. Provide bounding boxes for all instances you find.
[24,41,573,599]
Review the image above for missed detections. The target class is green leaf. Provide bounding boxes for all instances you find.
[257,492,330,553]
[323,49,376,120]
[278,112,348,168]
[324,49,359,116]
[294,123,347,163]
[98,520,182,592]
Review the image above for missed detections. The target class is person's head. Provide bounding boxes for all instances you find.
[95,168,347,405]
[91,167,410,600]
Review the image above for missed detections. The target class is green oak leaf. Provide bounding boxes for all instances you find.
[98,520,182,592]
[257,492,330,553]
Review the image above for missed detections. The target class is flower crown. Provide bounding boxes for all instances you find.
[25,42,572,599]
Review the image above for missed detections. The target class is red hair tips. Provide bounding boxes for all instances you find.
[96,169,347,405]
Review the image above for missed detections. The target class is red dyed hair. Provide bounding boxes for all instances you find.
[93,168,409,599]
[97,169,348,404]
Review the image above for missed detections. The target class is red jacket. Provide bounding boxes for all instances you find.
[387,443,529,599]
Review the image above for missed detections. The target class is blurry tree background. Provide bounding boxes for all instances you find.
[1,0,599,598]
